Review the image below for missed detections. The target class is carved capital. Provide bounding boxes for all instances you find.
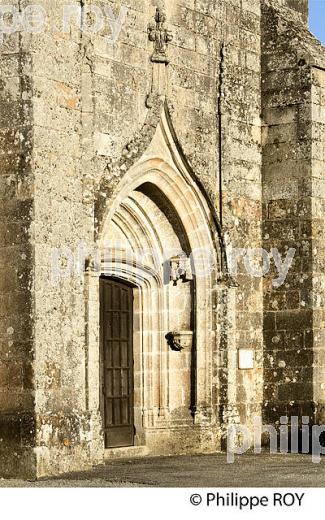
[85,255,100,273]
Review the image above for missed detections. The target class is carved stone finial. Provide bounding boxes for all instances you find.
[148,7,173,64]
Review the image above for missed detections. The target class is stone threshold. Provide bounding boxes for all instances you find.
[104,446,150,460]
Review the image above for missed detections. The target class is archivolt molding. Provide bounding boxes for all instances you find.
[102,191,168,287]
[95,98,232,283]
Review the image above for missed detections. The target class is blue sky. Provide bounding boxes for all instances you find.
[309,0,325,43]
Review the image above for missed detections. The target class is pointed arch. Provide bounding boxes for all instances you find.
[95,100,228,278]
[86,100,227,455]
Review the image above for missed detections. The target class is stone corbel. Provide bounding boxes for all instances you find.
[165,331,193,352]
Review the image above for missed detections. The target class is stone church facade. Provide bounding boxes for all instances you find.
[0,0,325,478]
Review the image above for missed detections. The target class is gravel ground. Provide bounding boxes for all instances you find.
[0,453,325,487]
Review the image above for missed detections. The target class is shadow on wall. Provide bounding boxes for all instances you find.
[0,52,36,478]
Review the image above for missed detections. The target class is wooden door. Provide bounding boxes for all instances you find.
[100,278,134,448]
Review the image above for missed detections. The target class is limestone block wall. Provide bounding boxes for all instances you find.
[0,0,267,477]
[28,0,98,477]
[5,0,321,476]
[34,0,265,473]
[216,0,263,428]
[311,66,325,424]
[0,2,35,477]
[261,0,325,425]
[283,0,308,23]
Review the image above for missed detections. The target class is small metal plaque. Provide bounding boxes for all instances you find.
[238,349,254,370]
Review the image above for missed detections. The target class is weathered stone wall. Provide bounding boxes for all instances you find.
[283,0,308,23]
[1,0,324,478]
[311,66,325,424]
[261,0,325,427]
[0,0,264,477]
[29,0,98,477]
[211,0,263,432]
[25,0,265,476]
[0,1,35,477]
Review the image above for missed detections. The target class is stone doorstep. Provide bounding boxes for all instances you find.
[104,446,150,460]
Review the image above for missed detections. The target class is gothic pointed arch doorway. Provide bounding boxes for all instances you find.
[87,108,225,455]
